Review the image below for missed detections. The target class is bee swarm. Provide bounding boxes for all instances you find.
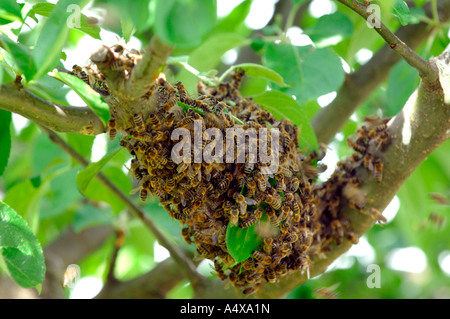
[76,44,391,295]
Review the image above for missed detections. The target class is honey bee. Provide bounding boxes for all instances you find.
[246,178,257,198]
[363,152,374,171]
[175,81,189,103]
[218,172,233,193]
[346,231,359,244]
[252,250,271,265]
[244,153,256,175]
[214,260,228,281]
[263,237,273,255]
[265,194,282,210]
[63,264,80,288]
[229,206,240,227]
[373,158,383,182]
[139,187,148,202]
[181,227,192,245]
[133,112,145,132]
[193,230,211,244]
[214,101,226,115]
[313,284,340,299]
[265,206,279,227]
[288,177,300,193]
[265,268,277,284]
[108,118,117,140]
[71,65,89,84]
[428,212,446,229]
[233,193,247,217]
[347,137,367,154]
[242,287,256,295]
[231,69,245,89]
[240,213,259,229]
[175,116,194,129]
[284,232,298,244]
[368,207,387,224]
[275,173,286,193]
[254,171,267,192]
[330,219,344,244]
[149,113,163,130]
[164,112,176,128]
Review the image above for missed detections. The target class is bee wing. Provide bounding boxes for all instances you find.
[245,198,257,206]
[129,186,141,195]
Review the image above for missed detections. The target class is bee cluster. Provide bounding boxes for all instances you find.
[70,44,390,295]
[313,115,391,251]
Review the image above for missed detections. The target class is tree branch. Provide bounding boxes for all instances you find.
[126,35,174,99]
[0,82,105,135]
[39,126,204,286]
[312,0,450,143]
[337,0,439,84]
[96,254,195,299]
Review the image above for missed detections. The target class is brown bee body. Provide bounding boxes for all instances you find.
[373,158,383,182]
[108,118,117,140]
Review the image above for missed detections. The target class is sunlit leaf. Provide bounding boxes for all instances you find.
[226,222,263,264]
[154,0,216,48]
[0,201,45,288]
[220,63,287,87]
[189,33,247,72]
[76,147,123,195]
[263,43,344,104]
[393,0,410,26]
[304,12,354,47]
[32,0,88,80]
[0,34,37,79]
[253,90,319,153]
[50,71,110,125]
[214,0,252,33]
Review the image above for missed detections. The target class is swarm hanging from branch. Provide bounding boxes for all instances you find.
[67,43,391,295]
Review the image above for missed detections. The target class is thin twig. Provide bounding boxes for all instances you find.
[336,0,439,85]
[39,126,204,285]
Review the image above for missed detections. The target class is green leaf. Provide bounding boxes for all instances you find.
[304,12,354,47]
[0,34,37,79]
[385,60,419,117]
[73,204,113,233]
[0,110,12,176]
[253,90,319,153]
[393,0,410,26]
[154,0,216,48]
[0,0,23,23]
[0,201,46,288]
[120,17,136,43]
[263,43,344,104]
[214,0,252,33]
[220,63,287,87]
[50,70,110,125]
[188,33,247,72]
[226,222,263,264]
[83,166,131,214]
[30,3,101,40]
[32,0,88,80]
[76,147,123,194]
[39,167,83,219]
[3,179,43,233]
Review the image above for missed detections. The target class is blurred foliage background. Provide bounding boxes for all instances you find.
[0,0,449,299]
